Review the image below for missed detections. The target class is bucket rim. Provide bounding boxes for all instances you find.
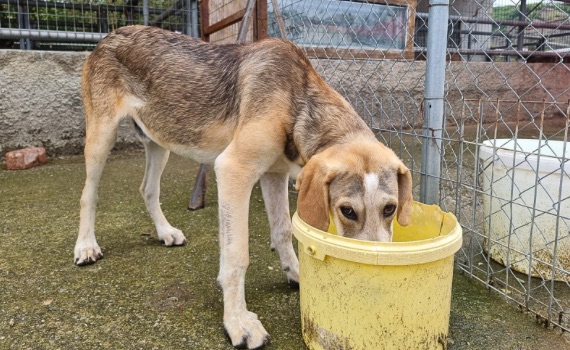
[292,202,462,266]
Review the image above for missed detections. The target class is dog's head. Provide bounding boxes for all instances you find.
[295,141,412,242]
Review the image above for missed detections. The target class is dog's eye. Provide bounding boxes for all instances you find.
[340,206,358,221]
[383,204,396,217]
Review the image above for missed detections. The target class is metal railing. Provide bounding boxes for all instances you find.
[0,0,199,49]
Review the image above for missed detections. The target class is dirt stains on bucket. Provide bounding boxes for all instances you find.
[436,332,448,350]
[303,315,353,350]
[304,315,449,350]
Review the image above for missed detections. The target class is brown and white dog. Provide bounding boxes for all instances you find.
[76,25,412,349]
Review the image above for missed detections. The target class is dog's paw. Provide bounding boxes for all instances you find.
[74,242,103,266]
[157,226,187,246]
[224,311,270,349]
[288,279,300,290]
[283,263,299,286]
[283,261,299,288]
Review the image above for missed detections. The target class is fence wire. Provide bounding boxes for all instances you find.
[0,0,199,49]
[267,0,570,332]
[1,0,570,333]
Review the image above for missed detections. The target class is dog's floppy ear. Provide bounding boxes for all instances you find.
[397,163,413,226]
[295,158,333,231]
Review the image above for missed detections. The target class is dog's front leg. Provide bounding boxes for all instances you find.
[214,151,270,349]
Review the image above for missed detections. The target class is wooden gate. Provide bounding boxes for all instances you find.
[200,0,267,44]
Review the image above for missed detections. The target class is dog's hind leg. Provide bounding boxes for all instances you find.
[139,138,186,246]
[75,118,119,266]
[260,172,299,287]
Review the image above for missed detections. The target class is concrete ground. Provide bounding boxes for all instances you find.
[1,150,569,350]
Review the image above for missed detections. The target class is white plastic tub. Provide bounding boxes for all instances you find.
[479,139,570,280]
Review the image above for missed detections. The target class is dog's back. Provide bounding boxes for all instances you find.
[82,26,320,161]
[83,26,371,164]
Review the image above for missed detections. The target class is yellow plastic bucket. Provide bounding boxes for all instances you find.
[292,201,462,350]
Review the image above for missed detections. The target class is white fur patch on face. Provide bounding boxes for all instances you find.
[364,173,379,196]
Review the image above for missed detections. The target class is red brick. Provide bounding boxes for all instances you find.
[5,147,47,170]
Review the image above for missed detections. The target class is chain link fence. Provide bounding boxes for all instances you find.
[2,0,569,333]
[266,0,570,331]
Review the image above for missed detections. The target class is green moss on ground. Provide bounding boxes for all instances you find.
[0,150,567,349]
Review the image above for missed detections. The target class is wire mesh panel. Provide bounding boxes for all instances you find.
[447,99,570,330]
[440,0,570,331]
[0,0,199,49]
[268,0,570,331]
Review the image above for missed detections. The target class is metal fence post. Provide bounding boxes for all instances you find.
[143,0,149,26]
[17,3,31,49]
[185,0,199,37]
[420,0,449,205]
[191,0,199,37]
